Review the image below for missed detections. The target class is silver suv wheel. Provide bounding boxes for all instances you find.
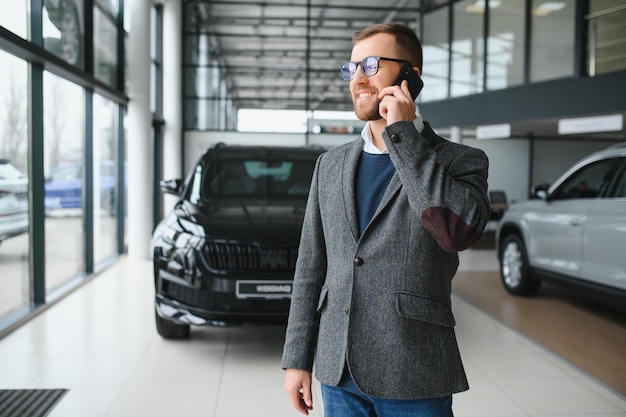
[499,234,541,296]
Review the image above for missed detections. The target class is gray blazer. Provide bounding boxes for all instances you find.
[282,121,490,400]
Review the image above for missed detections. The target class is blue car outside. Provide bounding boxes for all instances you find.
[44,161,120,214]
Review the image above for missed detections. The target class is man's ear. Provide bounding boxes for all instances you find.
[414,67,421,76]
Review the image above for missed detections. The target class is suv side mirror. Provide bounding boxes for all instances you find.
[531,183,550,200]
[160,179,183,196]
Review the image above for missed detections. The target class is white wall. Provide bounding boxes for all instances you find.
[532,140,618,186]
[465,138,531,204]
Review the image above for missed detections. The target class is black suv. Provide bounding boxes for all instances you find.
[152,144,324,338]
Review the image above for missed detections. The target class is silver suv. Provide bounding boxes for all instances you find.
[496,143,626,311]
[0,159,29,244]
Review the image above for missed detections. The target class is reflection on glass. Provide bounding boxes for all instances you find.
[530,0,575,82]
[43,0,84,69]
[451,0,484,97]
[96,0,119,17]
[587,0,626,76]
[421,6,450,102]
[93,95,119,265]
[0,1,29,39]
[487,0,526,90]
[124,35,130,94]
[0,51,30,319]
[151,6,161,114]
[94,8,118,88]
[44,71,85,291]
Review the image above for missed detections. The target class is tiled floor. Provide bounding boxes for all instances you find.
[0,251,625,417]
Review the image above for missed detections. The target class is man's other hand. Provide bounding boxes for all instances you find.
[284,368,314,415]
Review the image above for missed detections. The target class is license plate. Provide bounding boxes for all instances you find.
[236,280,293,299]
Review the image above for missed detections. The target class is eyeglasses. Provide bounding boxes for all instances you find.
[340,56,411,81]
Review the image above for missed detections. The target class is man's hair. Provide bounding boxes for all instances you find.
[353,23,423,72]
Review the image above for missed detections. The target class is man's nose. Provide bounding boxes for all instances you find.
[352,65,368,83]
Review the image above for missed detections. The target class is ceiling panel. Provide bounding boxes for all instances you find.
[185,0,422,111]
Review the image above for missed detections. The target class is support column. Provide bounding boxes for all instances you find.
[450,126,462,144]
[127,0,152,259]
[162,0,183,213]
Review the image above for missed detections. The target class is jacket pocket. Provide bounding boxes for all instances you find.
[395,291,456,327]
[316,286,329,313]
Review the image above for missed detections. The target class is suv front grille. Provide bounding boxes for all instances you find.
[202,241,298,271]
[164,280,291,313]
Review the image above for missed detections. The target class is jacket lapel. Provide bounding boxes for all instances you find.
[341,124,435,240]
[341,139,363,242]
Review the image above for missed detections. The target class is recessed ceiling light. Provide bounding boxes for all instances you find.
[533,1,566,17]
[465,0,501,14]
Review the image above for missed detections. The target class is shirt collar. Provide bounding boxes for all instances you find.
[361,114,424,154]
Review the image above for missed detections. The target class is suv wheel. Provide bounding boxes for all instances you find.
[499,234,541,296]
[155,309,190,339]
[153,247,190,339]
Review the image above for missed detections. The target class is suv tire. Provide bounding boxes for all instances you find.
[499,234,541,296]
[153,247,191,339]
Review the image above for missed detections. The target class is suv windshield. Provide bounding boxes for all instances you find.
[200,155,317,199]
[551,157,621,200]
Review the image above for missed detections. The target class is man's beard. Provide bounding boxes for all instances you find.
[354,98,383,121]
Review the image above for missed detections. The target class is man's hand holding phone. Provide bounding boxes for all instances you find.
[379,64,423,125]
[393,63,423,100]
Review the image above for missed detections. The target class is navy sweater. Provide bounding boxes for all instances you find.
[355,151,396,235]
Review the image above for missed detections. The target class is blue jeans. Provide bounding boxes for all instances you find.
[321,372,453,417]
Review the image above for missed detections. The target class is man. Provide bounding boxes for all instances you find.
[282,23,490,417]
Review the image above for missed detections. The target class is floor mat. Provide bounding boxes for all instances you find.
[0,389,67,417]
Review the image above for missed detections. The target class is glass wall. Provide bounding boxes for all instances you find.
[93,94,120,265]
[182,4,244,130]
[1,1,29,40]
[587,0,626,76]
[451,0,484,97]
[421,5,450,102]
[180,0,626,132]
[43,71,86,292]
[151,5,162,115]
[184,32,215,130]
[0,51,30,318]
[487,0,526,90]
[94,6,119,88]
[0,1,128,332]
[43,0,85,69]
[530,0,576,82]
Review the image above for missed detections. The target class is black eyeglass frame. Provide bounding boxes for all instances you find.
[340,56,412,81]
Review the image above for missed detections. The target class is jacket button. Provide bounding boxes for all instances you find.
[390,134,400,143]
[354,257,363,266]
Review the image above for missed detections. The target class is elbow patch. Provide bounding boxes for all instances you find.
[421,207,481,253]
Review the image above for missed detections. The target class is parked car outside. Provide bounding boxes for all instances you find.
[496,142,626,311]
[0,159,29,244]
[152,144,325,338]
[44,160,120,215]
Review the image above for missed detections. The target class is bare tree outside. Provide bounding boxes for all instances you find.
[1,72,28,172]
[45,78,68,173]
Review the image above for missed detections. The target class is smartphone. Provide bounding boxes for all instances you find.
[392,63,423,101]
